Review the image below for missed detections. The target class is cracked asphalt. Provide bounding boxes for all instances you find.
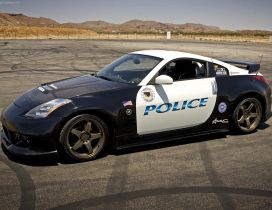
[0,40,272,210]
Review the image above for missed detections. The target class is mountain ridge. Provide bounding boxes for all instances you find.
[1,13,271,34]
[0,12,59,27]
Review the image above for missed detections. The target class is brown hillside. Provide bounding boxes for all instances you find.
[121,19,169,30]
[72,19,223,33]
[80,20,117,28]
[1,13,271,35]
[0,13,59,27]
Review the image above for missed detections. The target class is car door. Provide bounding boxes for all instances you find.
[136,59,217,135]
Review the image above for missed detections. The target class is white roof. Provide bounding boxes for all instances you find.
[132,50,249,77]
[131,50,212,62]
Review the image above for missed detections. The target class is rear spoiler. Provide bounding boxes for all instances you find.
[222,60,260,74]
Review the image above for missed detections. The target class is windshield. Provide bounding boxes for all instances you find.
[97,54,162,84]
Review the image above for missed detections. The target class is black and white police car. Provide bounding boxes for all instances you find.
[1,50,271,161]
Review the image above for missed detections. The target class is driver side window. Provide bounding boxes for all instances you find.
[159,59,208,81]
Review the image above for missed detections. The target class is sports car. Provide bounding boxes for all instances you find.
[1,50,271,161]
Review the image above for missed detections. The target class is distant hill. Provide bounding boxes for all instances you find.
[69,19,223,33]
[120,19,171,32]
[81,20,118,28]
[0,13,222,33]
[118,20,221,33]
[62,21,116,29]
[1,13,271,35]
[0,13,58,27]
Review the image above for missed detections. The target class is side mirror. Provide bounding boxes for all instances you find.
[155,75,173,85]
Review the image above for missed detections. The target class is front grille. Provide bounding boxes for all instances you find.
[2,126,30,147]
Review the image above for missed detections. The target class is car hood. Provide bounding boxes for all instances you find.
[13,75,128,110]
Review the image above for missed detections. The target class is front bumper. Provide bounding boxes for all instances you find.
[1,129,58,158]
[1,103,61,158]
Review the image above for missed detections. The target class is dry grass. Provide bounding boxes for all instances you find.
[174,34,271,43]
[93,33,271,43]
[0,26,271,43]
[0,26,97,39]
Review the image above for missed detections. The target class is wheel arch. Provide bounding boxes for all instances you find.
[55,109,116,147]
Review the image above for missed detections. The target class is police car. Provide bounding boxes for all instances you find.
[1,50,271,161]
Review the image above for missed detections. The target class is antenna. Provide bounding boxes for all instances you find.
[259,54,263,65]
[256,54,263,75]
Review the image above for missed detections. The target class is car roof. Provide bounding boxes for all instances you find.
[131,50,212,61]
[132,50,249,76]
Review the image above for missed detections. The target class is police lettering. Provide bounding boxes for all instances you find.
[144,97,208,116]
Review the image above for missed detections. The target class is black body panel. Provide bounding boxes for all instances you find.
[14,75,131,111]
[215,75,271,121]
[1,103,59,157]
[1,75,140,156]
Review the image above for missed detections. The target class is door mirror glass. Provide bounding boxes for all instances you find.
[155,75,173,85]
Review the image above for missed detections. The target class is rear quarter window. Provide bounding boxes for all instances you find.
[214,63,229,76]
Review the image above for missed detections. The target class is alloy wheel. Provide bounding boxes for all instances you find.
[60,114,108,161]
[235,98,262,133]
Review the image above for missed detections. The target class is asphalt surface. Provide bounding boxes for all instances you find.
[0,40,272,210]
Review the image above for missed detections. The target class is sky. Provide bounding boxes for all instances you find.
[0,0,271,30]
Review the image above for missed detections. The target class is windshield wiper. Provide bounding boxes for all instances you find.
[96,75,113,81]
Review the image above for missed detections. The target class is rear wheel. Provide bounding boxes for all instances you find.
[59,114,109,162]
[233,98,262,133]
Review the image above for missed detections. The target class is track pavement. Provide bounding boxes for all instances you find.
[0,40,271,210]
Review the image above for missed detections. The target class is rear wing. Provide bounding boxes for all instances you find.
[222,60,260,74]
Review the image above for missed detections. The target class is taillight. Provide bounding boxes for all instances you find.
[251,75,269,85]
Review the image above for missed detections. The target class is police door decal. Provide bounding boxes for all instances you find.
[143,98,208,115]
[136,78,217,135]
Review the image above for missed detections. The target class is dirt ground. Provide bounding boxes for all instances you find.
[0,40,272,210]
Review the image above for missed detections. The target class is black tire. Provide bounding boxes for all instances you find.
[232,97,262,133]
[59,114,109,162]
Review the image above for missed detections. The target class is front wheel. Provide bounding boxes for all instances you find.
[232,98,262,133]
[59,114,109,162]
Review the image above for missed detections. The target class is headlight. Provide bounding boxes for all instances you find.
[25,99,72,119]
